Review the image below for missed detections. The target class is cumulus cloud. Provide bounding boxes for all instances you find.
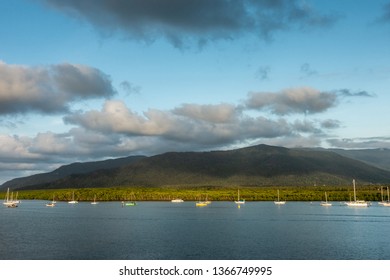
[245,87,337,115]
[0,61,115,115]
[292,119,321,134]
[40,0,338,48]
[2,84,362,184]
[64,100,296,146]
[172,103,238,123]
[0,130,125,184]
[0,134,38,162]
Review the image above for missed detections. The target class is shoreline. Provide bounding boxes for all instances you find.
[1,185,386,202]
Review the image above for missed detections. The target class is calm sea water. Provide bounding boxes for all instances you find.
[1,201,389,260]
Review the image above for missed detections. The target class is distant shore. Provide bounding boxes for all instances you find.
[1,185,386,202]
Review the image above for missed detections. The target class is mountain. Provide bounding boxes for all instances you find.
[5,144,390,190]
[1,155,146,190]
[328,148,390,171]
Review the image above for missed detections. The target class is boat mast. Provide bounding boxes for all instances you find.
[387,187,390,203]
[5,188,9,202]
[352,179,357,202]
[381,186,384,202]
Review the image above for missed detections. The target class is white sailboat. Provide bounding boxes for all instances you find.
[320,191,332,207]
[171,198,184,203]
[378,186,386,205]
[234,189,245,204]
[13,192,20,204]
[274,189,286,205]
[345,179,369,207]
[68,191,78,204]
[91,194,99,205]
[3,188,18,207]
[380,187,390,207]
[46,195,56,207]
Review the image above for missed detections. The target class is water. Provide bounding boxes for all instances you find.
[1,201,389,260]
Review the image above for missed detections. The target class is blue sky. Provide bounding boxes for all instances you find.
[1,0,390,183]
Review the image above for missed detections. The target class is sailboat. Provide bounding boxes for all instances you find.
[68,191,78,204]
[195,195,208,207]
[91,194,99,205]
[13,192,20,204]
[171,198,184,203]
[195,201,208,207]
[234,189,245,204]
[345,179,369,207]
[320,192,332,207]
[124,194,137,206]
[46,195,56,207]
[3,188,18,207]
[378,186,386,205]
[274,189,286,205]
[380,187,390,207]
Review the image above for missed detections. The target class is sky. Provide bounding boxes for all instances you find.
[0,0,390,184]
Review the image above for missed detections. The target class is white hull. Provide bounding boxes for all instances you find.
[274,190,285,205]
[321,192,332,206]
[235,190,245,204]
[379,187,390,207]
[274,201,286,205]
[320,202,332,207]
[235,200,245,204]
[345,201,369,207]
[171,199,184,203]
[68,191,77,204]
[346,180,369,207]
[3,201,18,207]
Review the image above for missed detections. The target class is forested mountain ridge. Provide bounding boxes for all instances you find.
[3,144,390,190]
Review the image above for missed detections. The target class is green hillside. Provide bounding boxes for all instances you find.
[8,144,390,190]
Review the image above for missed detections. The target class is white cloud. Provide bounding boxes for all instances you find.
[64,100,297,146]
[0,134,38,161]
[172,103,238,123]
[1,84,366,184]
[0,61,115,115]
[245,87,338,115]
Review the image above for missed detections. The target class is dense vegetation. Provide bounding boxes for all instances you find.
[4,144,390,191]
[2,185,387,202]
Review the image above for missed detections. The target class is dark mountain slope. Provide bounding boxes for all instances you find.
[5,144,390,190]
[19,144,390,190]
[1,155,146,190]
[113,144,390,186]
[328,148,390,171]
